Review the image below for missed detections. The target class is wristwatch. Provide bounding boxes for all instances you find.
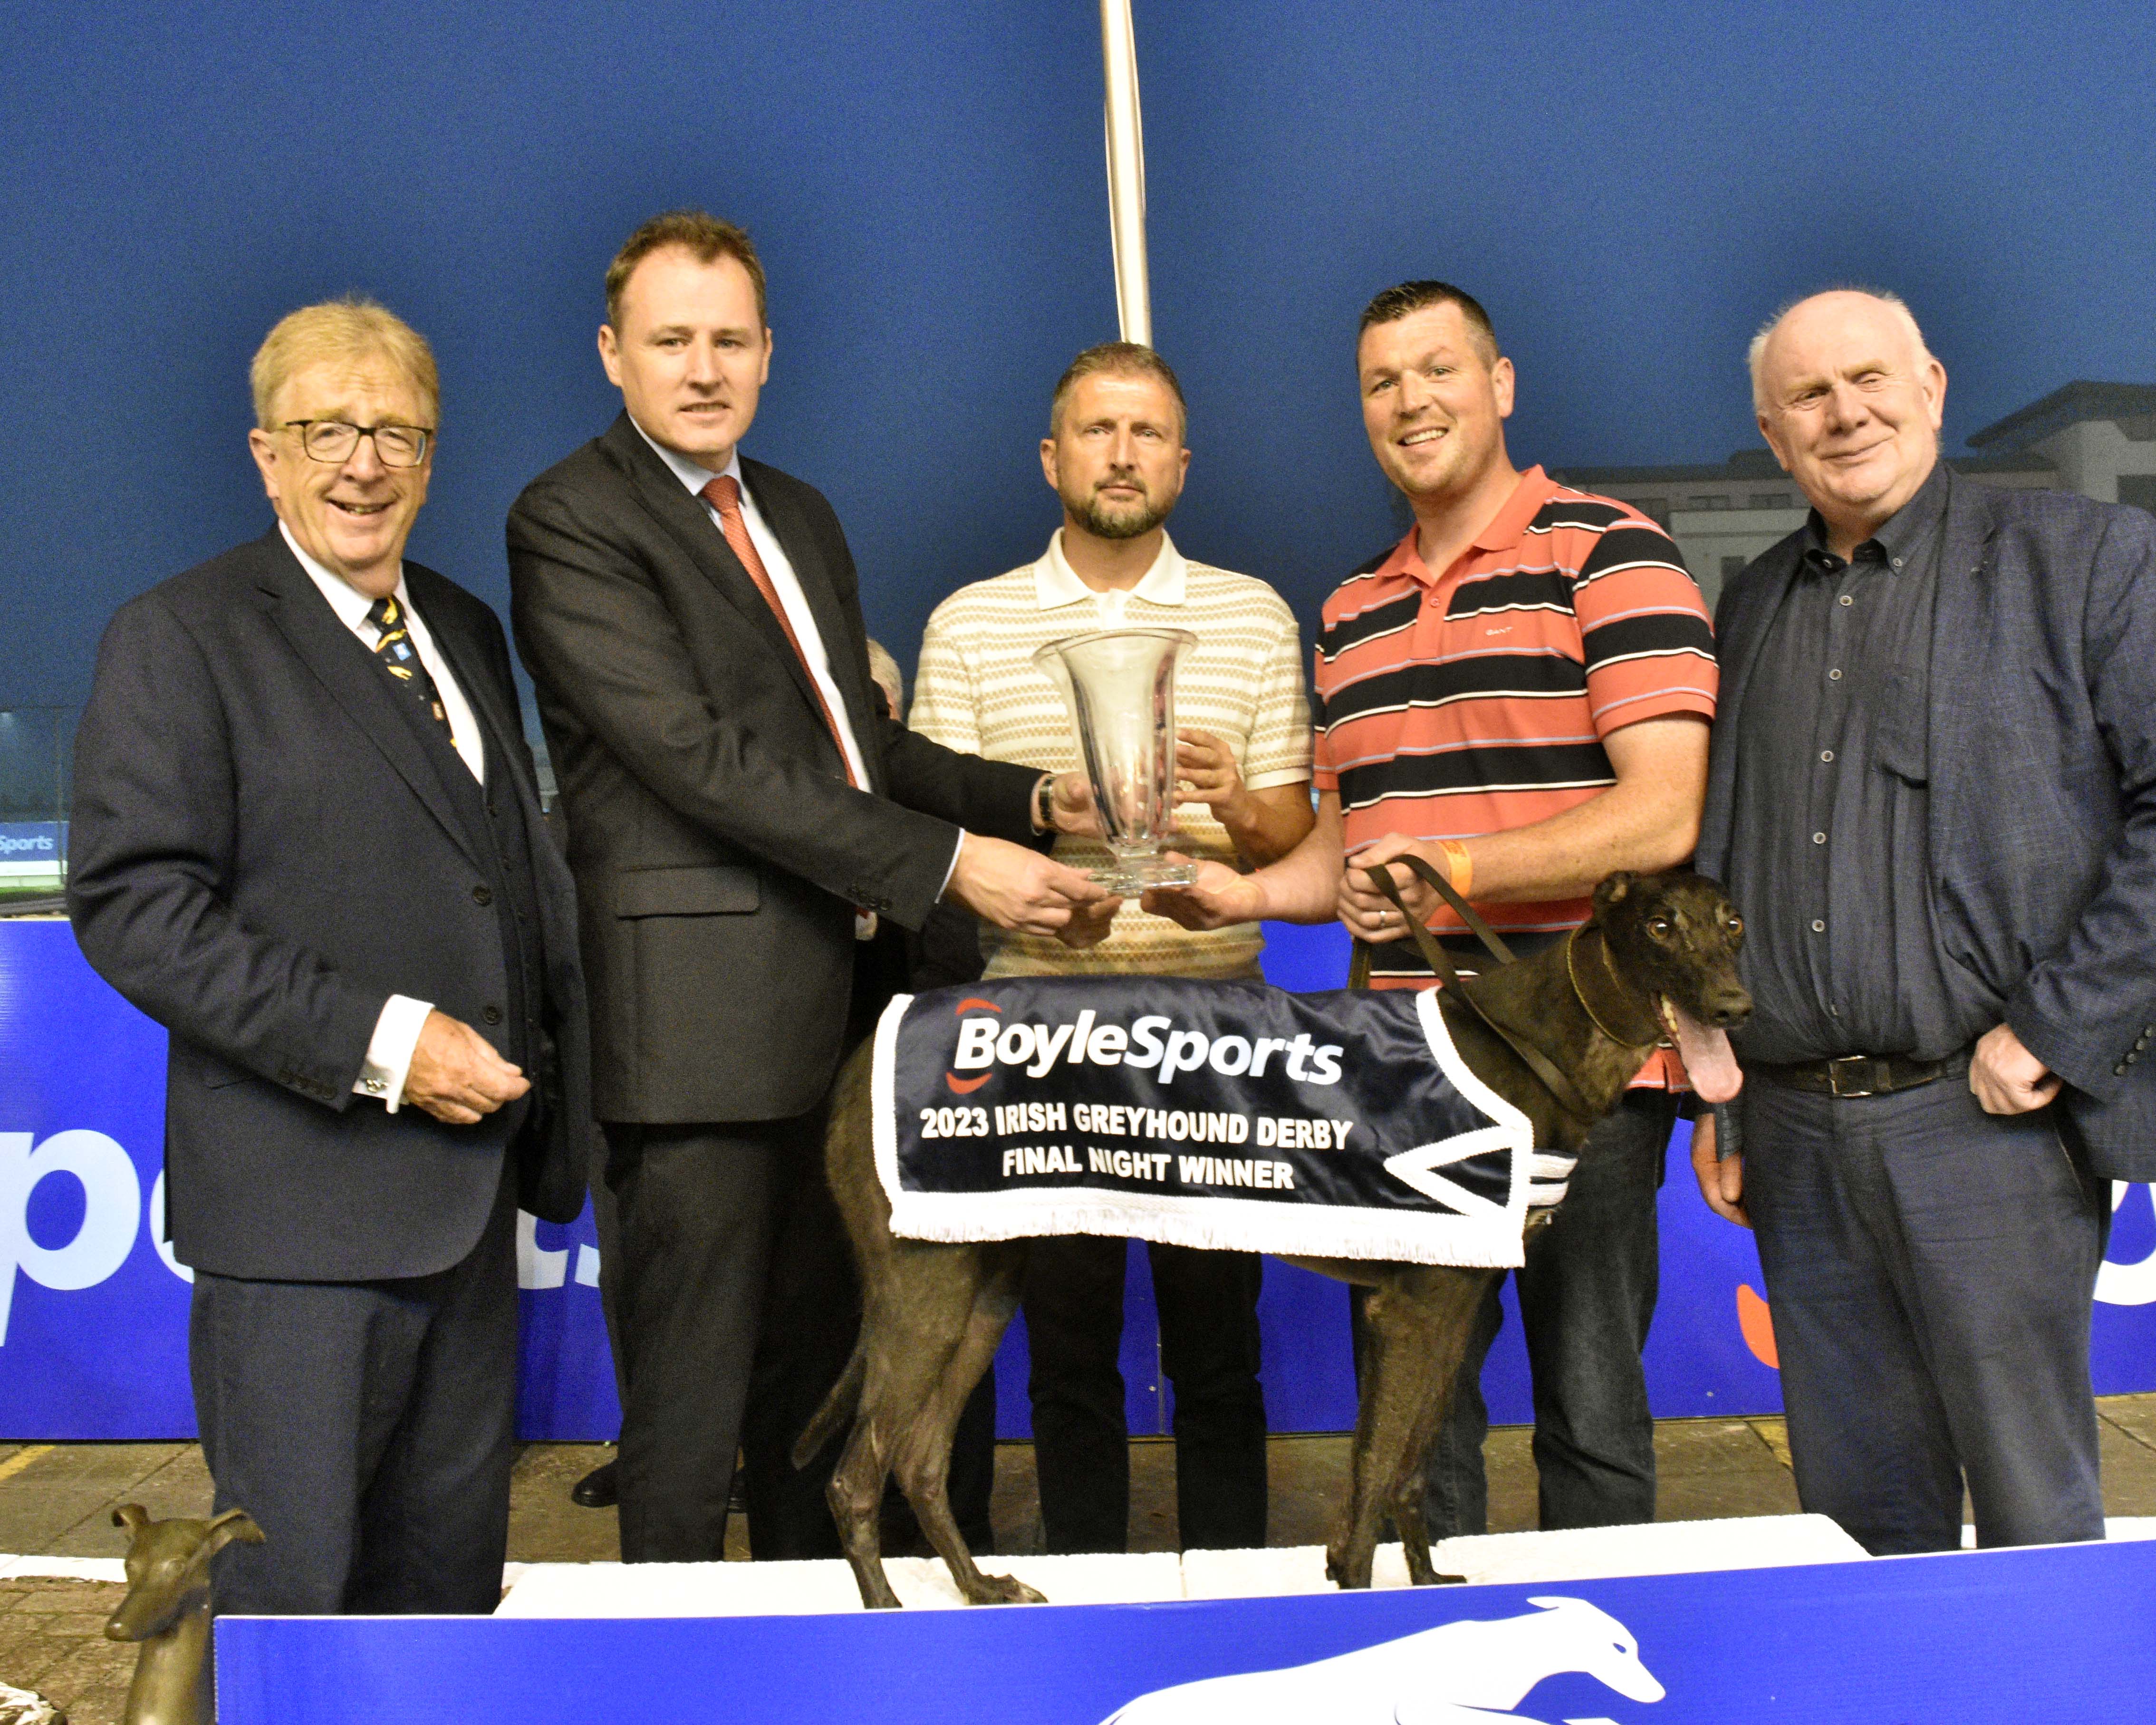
[1035,774,1058,833]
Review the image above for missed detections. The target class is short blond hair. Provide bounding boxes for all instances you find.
[1049,341,1187,440]
[250,297,440,429]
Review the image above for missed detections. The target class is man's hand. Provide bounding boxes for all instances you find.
[1055,893,1125,950]
[1142,856,1265,930]
[1047,771,1102,838]
[1174,728,1248,818]
[1689,1113,1750,1228]
[403,1010,531,1127]
[948,833,1113,936]
[1971,1022,2062,1114]
[1337,833,1452,943]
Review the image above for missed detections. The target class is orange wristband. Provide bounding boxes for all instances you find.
[1436,839,1474,901]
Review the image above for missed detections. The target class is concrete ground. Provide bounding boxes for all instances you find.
[7,1397,2156,1722]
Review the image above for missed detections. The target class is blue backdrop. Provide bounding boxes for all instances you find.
[6,919,2153,1442]
[7,0,2156,1439]
[6,3,2156,713]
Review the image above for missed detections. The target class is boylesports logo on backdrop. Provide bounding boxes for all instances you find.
[943,994,1344,1095]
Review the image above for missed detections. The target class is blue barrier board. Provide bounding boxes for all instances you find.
[215,1540,2156,1724]
[7,916,2156,1439]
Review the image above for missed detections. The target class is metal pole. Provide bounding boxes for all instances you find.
[1099,0,1151,347]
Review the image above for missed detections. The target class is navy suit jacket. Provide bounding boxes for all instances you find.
[67,530,594,1279]
[1699,472,2156,1180]
[507,414,1040,1125]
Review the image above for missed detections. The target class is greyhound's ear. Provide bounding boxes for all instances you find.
[113,1504,149,1535]
[1591,873,1636,919]
[204,1509,266,1553]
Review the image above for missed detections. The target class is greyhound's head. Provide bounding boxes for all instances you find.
[1524,1597,1667,1703]
[1588,870,1750,1104]
[104,1505,264,1643]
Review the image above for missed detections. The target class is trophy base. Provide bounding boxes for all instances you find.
[1089,858,1199,895]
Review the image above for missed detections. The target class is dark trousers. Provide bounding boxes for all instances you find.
[1356,1090,1673,1538]
[1024,1237,1267,1552]
[605,1112,847,1561]
[1743,1070,2108,1555]
[591,1139,994,1561]
[605,932,998,1562]
[191,1171,519,1616]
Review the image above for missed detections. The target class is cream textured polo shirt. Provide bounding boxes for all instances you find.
[911,530,1310,979]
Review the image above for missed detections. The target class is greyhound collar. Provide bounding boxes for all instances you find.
[1565,925,1666,1050]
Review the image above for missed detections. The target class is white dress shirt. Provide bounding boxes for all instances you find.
[631,421,967,912]
[282,521,479,1113]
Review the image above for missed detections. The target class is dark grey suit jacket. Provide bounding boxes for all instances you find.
[1700,473,2156,1179]
[68,530,593,1279]
[507,414,1040,1125]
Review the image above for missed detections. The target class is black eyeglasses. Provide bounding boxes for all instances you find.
[281,420,433,467]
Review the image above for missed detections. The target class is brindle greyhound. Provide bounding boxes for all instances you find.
[799,867,1750,1609]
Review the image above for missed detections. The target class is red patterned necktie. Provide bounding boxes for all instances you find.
[700,474,859,789]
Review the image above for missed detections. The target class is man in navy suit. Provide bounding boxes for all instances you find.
[69,299,591,1615]
[509,212,1108,1563]
[1691,288,2156,1553]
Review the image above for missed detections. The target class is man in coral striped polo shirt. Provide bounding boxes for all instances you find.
[1155,281,1717,1539]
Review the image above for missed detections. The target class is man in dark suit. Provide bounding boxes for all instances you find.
[508,211,1108,1563]
[1690,288,2156,1553]
[68,298,590,1615]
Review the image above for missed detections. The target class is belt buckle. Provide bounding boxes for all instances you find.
[1826,1054,1878,1099]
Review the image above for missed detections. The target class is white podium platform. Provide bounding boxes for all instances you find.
[495,1512,1868,1617]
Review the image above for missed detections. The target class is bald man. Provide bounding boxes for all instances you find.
[1690,288,2156,1554]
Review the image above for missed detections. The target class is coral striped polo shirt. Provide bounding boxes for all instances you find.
[1314,467,1717,1080]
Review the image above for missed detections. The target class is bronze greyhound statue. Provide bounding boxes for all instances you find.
[106,1505,264,1725]
[799,867,1750,1609]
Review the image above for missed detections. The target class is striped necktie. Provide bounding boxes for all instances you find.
[365,594,453,736]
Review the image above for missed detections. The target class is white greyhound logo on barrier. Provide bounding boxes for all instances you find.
[1101,1595,1664,1724]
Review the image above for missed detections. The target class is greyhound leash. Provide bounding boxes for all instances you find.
[1348,856,1604,1124]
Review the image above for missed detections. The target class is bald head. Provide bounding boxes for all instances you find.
[1748,289,1933,413]
[1749,289,1947,557]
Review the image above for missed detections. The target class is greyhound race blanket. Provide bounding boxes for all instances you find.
[873,977,1576,1269]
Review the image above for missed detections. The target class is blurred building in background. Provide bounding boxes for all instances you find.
[0,707,69,906]
[1556,380,2156,607]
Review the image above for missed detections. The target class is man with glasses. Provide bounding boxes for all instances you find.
[69,297,591,1619]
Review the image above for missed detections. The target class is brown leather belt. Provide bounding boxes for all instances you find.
[1752,1050,1967,1099]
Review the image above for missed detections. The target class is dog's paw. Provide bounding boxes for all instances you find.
[966,1570,1047,1606]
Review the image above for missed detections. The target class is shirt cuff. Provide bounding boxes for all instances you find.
[356,994,433,1114]
[936,832,966,903]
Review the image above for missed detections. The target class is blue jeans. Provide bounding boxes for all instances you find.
[1743,1069,2107,1554]
[1354,1090,1674,1537]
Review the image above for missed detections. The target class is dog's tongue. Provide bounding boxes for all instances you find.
[1665,1002,1743,1103]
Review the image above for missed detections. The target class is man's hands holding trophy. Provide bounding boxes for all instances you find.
[946,770,1121,948]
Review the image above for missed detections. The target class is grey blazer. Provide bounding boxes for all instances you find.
[1699,471,2156,1180]
[507,414,1041,1126]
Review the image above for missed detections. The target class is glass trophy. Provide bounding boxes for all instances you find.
[1033,626,1200,894]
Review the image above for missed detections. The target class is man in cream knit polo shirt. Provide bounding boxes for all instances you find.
[911,342,1312,1553]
